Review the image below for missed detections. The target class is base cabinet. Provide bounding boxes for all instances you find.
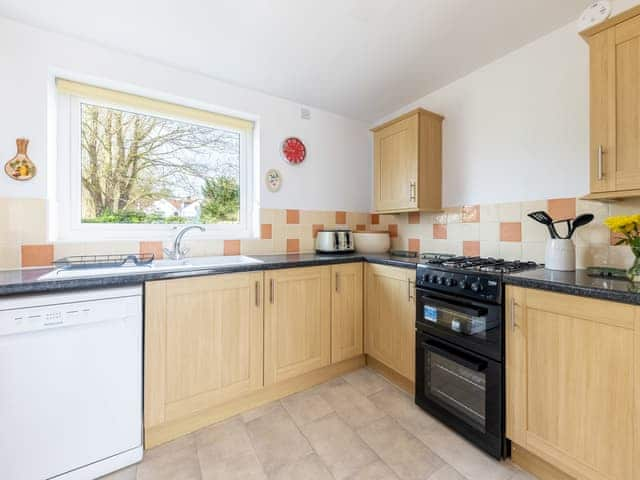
[331,263,364,363]
[364,263,415,381]
[144,272,264,432]
[506,286,640,480]
[264,266,332,386]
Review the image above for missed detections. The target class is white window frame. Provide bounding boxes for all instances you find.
[55,80,258,242]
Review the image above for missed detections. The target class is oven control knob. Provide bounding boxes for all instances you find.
[431,276,439,284]
[470,281,483,292]
[445,278,457,287]
[460,280,469,289]
[436,276,445,285]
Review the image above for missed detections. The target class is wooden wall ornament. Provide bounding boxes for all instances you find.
[5,138,36,181]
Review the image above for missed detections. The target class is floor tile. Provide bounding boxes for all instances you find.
[281,389,334,427]
[268,453,334,480]
[195,417,253,461]
[318,379,387,429]
[418,427,513,480]
[137,434,201,480]
[98,465,137,480]
[241,401,282,423]
[246,404,313,473]
[199,451,266,480]
[345,460,400,480]
[358,416,444,480]
[300,413,378,479]
[369,386,440,437]
[428,464,467,480]
[342,368,389,396]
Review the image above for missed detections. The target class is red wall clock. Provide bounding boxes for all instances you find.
[281,137,307,165]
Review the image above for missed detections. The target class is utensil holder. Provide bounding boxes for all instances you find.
[545,239,576,272]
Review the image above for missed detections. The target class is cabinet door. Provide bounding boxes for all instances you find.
[589,28,616,193]
[507,288,639,480]
[365,264,415,381]
[505,286,527,445]
[264,266,331,385]
[373,114,418,211]
[144,272,264,428]
[331,263,363,363]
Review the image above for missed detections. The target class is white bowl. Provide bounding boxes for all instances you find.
[354,231,391,253]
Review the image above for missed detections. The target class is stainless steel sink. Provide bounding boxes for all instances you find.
[38,255,263,280]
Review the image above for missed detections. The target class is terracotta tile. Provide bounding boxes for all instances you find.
[140,241,164,260]
[611,231,625,246]
[388,224,398,238]
[286,209,300,224]
[463,241,481,257]
[356,224,366,231]
[370,214,380,225]
[548,198,576,220]
[21,244,53,267]
[500,222,522,242]
[224,240,241,256]
[408,212,420,225]
[312,224,324,238]
[287,239,300,253]
[462,205,480,223]
[433,224,447,240]
[261,224,273,240]
[408,238,420,252]
[335,211,347,224]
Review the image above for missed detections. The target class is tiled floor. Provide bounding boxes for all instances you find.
[102,368,536,480]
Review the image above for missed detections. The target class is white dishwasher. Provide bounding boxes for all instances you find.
[0,286,143,480]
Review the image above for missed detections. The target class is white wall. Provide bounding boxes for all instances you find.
[0,16,372,212]
[376,0,640,208]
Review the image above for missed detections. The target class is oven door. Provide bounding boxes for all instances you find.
[416,288,502,361]
[415,332,504,458]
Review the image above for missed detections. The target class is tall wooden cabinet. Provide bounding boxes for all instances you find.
[506,286,640,480]
[364,263,416,382]
[584,6,640,199]
[144,272,264,434]
[331,263,364,363]
[371,108,443,213]
[264,266,332,385]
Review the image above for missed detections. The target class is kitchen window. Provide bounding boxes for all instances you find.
[54,79,256,241]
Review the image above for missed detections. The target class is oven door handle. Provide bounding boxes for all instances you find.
[420,296,488,318]
[423,341,487,372]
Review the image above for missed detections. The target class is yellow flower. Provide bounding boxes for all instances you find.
[605,214,640,235]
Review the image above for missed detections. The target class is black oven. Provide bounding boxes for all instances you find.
[415,286,505,458]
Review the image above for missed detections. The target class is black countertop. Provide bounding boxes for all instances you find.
[504,268,640,306]
[0,253,420,297]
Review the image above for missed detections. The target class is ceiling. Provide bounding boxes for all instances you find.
[0,0,588,121]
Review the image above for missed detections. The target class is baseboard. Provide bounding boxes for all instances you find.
[365,354,415,395]
[511,443,576,480]
[144,355,365,449]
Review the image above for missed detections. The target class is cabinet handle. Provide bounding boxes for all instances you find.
[409,181,416,202]
[335,272,339,293]
[255,281,260,307]
[511,297,517,330]
[408,279,414,302]
[269,278,275,304]
[597,145,605,181]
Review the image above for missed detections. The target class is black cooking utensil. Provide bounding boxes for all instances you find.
[568,213,594,239]
[527,211,559,239]
[552,219,572,239]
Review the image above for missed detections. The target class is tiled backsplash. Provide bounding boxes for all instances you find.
[1,197,639,270]
[373,197,640,270]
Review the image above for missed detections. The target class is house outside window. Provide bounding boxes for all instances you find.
[54,79,257,241]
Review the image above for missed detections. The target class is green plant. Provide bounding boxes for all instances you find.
[200,176,240,223]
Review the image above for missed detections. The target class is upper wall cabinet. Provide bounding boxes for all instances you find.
[583,6,640,199]
[371,108,443,213]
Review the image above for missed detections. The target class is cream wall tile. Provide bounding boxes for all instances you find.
[81,241,140,255]
[480,241,499,258]
[498,202,521,222]
[521,201,548,243]
[241,239,274,255]
[53,242,85,260]
[576,199,609,223]
[608,246,635,269]
[479,223,500,242]
[499,242,522,260]
[423,239,457,255]
[444,207,461,224]
[480,204,499,222]
[421,213,436,225]
[261,208,286,225]
[576,245,608,269]
[609,198,640,217]
[574,224,610,247]
[447,223,479,241]
[272,225,287,254]
[0,244,21,270]
[183,239,224,257]
[521,242,545,264]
